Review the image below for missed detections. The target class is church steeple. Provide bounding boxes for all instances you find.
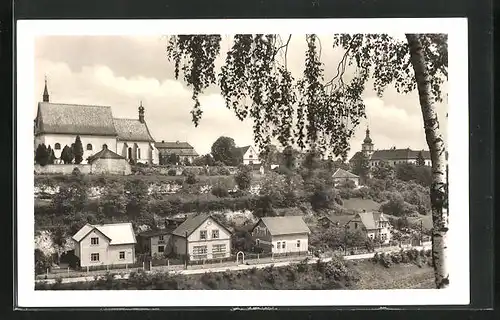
[42,76,50,102]
[362,126,374,157]
[138,101,145,123]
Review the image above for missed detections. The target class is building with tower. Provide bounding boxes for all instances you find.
[349,127,432,167]
[34,78,159,165]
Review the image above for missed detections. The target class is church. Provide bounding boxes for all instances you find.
[34,79,159,165]
[349,127,433,167]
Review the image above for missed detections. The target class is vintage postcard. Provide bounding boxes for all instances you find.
[16,18,469,307]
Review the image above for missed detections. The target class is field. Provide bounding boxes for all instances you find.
[342,198,381,212]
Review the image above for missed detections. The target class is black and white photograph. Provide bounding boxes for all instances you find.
[17,18,469,307]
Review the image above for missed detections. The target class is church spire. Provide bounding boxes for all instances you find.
[43,75,50,102]
[138,101,145,123]
[363,126,372,144]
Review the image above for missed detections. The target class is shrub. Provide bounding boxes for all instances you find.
[211,185,229,198]
[185,172,198,185]
[167,169,177,176]
[72,167,82,176]
[234,165,253,191]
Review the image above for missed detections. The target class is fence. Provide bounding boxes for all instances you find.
[36,262,145,280]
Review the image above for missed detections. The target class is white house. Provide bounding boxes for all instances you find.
[170,213,232,261]
[345,211,392,244]
[34,79,158,165]
[332,168,360,187]
[72,222,137,268]
[251,216,311,254]
[237,145,261,166]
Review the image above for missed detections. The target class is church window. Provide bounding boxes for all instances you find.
[102,144,108,149]
[137,148,141,159]
[54,143,61,150]
[86,144,93,151]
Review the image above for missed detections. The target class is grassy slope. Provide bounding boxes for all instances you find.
[342,198,381,212]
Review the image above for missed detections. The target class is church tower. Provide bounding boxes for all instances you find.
[42,76,50,102]
[138,101,145,123]
[361,127,374,157]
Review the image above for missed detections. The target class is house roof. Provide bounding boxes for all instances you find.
[35,102,117,136]
[318,214,355,227]
[255,216,310,236]
[138,229,172,238]
[351,211,388,230]
[72,222,137,245]
[332,168,359,179]
[87,146,125,162]
[236,146,251,155]
[349,151,364,163]
[155,141,195,149]
[171,213,231,238]
[113,118,155,142]
[370,148,431,161]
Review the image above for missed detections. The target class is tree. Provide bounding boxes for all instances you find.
[371,160,395,180]
[73,136,84,164]
[35,143,49,166]
[183,157,191,166]
[259,144,280,170]
[47,145,56,164]
[211,136,239,166]
[351,153,370,183]
[416,151,426,166]
[234,164,253,191]
[166,153,180,165]
[60,145,74,164]
[165,33,448,288]
[281,146,297,171]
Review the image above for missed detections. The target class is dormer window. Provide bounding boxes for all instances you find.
[54,143,61,150]
[86,144,93,151]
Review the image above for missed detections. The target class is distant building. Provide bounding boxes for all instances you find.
[87,145,132,175]
[349,127,432,167]
[72,223,137,268]
[236,145,261,166]
[251,216,311,255]
[332,168,360,187]
[345,211,391,244]
[136,218,185,256]
[170,213,232,261]
[34,78,158,165]
[155,140,198,164]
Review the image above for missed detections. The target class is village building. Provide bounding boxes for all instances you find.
[87,145,132,175]
[170,213,232,261]
[345,211,392,244]
[332,168,360,187]
[155,140,198,164]
[251,216,311,255]
[349,127,432,167]
[34,79,158,165]
[236,145,261,166]
[72,223,137,268]
[136,217,185,256]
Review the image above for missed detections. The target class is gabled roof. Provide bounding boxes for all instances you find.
[113,118,155,142]
[349,151,364,163]
[155,141,195,149]
[138,229,172,238]
[35,102,117,136]
[318,214,354,227]
[72,223,137,245]
[87,147,125,162]
[171,213,231,238]
[350,211,388,230]
[332,168,359,179]
[236,146,251,155]
[254,216,310,236]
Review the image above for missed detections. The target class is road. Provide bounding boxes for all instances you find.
[36,243,431,285]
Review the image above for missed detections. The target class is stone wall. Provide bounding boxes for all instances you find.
[34,164,92,175]
[91,158,132,175]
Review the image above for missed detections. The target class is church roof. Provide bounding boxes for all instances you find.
[371,148,431,161]
[35,102,117,136]
[113,118,155,142]
[87,146,125,162]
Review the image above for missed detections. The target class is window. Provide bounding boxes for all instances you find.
[158,246,165,253]
[256,239,260,246]
[91,237,99,245]
[158,235,164,241]
[354,223,358,229]
[199,230,207,240]
[212,244,226,253]
[137,148,141,159]
[86,144,93,151]
[90,253,99,262]
[277,242,281,248]
[381,234,387,241]
[54,143,61,150]
[192,245,208,259]
[282,242,286,249]
[249,161,253,165]
[296,240,301,248]
[119,251,125,260]
[212,230,219,239]
[249,154,253,158]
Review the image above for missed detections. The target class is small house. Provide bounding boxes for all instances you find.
[332,168,360,187]
[251,216,311,254]
[170,213,232,261]
[72,223,137,268]
[236,145,261,166]
[87,145,132,175]
[346,211,392,244]
[136,217,186,256]
[317,214,355,229]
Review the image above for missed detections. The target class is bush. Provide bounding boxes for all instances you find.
[72,167,81,176]
[234,165,253,191]
[167,169,177,176]
[185,172,198,185]
[211,185,229,198]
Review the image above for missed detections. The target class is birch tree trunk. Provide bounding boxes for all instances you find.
[406,34,449,289]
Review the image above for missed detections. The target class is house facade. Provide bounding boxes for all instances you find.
[34,79,158,165]
[155,140,198,164]
[170,214,232,261]
[346,211,392,244]
[237,145,261,166]
[349,127,432,167]
[251,216,311,254]
[332,168,360,187]
[137,230,173,256]
[72,223,137,268]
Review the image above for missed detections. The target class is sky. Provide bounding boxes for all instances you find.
[34,35,448,160]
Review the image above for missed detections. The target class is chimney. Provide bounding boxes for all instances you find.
[162,140,165,143]
[138,101,145,123]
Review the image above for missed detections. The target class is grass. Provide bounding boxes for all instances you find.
[342,198,381,212]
